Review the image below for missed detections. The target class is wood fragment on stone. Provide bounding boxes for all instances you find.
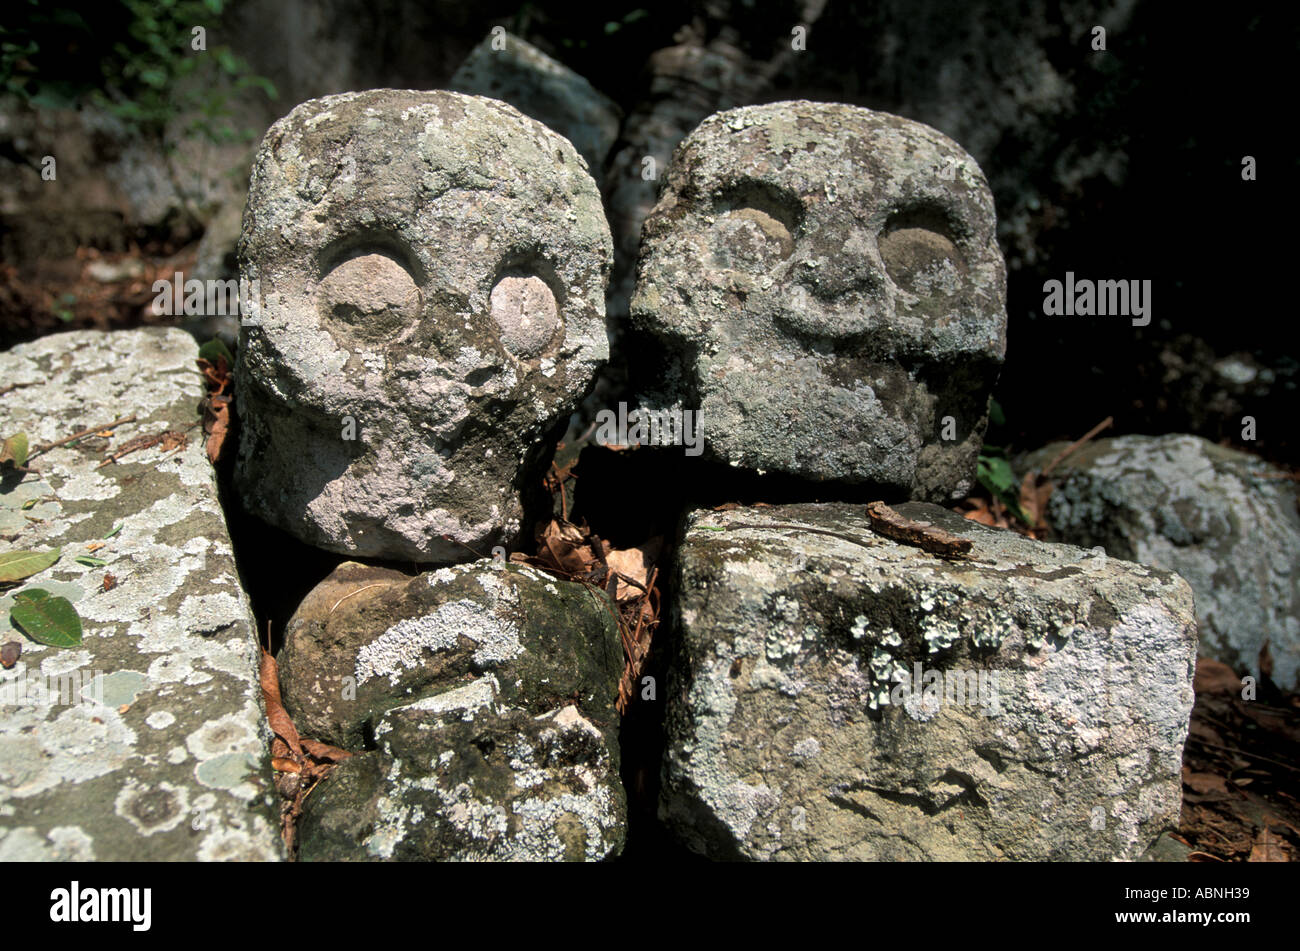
[865,501,973,558]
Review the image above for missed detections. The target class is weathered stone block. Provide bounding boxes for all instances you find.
[631,101,1007,499]
[661,502,1197,860]
[281,559,627,860]
[0,329,278,861]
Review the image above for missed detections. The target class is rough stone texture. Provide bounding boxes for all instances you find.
[0,329,279,861]
[298,683,625,861]
[1021,434,1300,690]
[450,30,622,184]
[603,1,829,320]
[661,502,1197,861]
[279,560,623,748]
[281,559,626,860]
[234,89,613,563]
[630,101,1006,500]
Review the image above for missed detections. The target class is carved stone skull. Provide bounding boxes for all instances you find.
[630,101,1007,499]
[234,90,611,561]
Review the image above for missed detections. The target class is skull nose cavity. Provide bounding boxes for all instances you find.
[490,275,559,359]
[317,252,420,341]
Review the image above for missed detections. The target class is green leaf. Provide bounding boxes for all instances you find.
[988,398,1006,428]
[74,555,107,568]
[977,454,1032,525]
[103,523,123,539]
[197,337,234,366]
[10,588,82,647]
[977,454,1017,496]
[0,548,61,583]
[20,498,37,510]
[1,432,28,468]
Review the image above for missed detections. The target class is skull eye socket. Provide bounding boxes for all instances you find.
[709,207,795,269]
[317,252,421,342]
[490,274,559,359]
[706,180,802,272]
[879,207,966,297]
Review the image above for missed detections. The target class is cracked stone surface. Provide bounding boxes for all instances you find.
[630,101,1007,499]
[281,559,626,860]
[0,328,279,861]
[1022,434,1300,690]
[660,501,1197,860]
[234,89,612,563]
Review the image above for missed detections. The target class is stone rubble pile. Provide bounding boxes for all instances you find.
[2,89,1224,863]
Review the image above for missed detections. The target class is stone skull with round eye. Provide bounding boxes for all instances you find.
[234,90,612,562]
[630,101,1007,500]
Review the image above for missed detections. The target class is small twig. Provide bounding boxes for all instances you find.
[1186,737,1300,774]
[0,382,38,397]
[1041,416,1114,478]
[95,425,194,468]
[28,415,137,461]
[328,583,389,616]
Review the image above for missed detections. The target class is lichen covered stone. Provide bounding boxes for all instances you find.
[1024,434,1300,689]
[0,329,278,861]
[235,89,613,562]
[630,101,1007,499]
[660,502,1197,860]
[281,559,626,860]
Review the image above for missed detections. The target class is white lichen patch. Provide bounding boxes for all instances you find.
[394,676,500,722]
[356,600,523,686]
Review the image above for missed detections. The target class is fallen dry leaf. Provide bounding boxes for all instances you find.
[1195,657,1243,696]
[1,641,19,669]
[1248,827,1289,862]
[259,639,354,856]
[1183,768,1230,795]
[300,737,352,763]
[203,395,231,464]
[259,647,303,762]
[605,539,662,601]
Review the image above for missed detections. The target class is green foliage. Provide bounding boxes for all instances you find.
[197,337,234,366]
[1,0,276,143]
[10,588,83,648]
[0,548,61,584]
[976,447,1031,524]
[978,397,1032,525]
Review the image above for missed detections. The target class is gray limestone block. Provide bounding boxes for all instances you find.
[449,30,622,183]
[1022,434,1300,690]
[281,558,627,861]
[0,328,279,861]
[277,559,623,749]
[660,501,1197,861]
[298,684,625,862]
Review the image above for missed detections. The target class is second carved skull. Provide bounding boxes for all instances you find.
[631,101,1008,499]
